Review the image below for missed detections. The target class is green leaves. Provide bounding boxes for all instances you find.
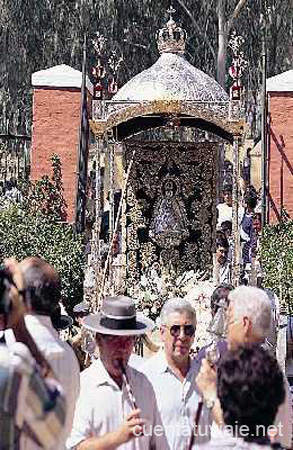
[0,204,85,311]
[260,220,293,314]
[23,154,67,222]
[0,155,85,311]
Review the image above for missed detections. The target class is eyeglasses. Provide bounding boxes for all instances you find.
[166,324,196,338]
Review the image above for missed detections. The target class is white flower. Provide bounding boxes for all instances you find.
[150,269,158,279]
[140,275,148,287]
[143,308,149,316]
[156,279,163,292]
[151,306,157,314]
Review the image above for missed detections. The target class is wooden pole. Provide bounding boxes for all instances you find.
[232,137,241,286]
[96,149,136,309]
[261,4,267,228]
[108,137,115,293]
[93,135,102,307]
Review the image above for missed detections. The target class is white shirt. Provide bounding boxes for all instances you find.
[274,375,292,448]
[216,203,232,226]
[216,203,245,227]
[6,314,80,450]
[129,353,145,370]
[200,433,272,449]
[66,358,168,449]
[143,351,212,449]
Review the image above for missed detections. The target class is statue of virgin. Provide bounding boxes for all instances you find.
[149,178,189,248]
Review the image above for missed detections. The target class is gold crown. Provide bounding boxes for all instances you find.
[157,6,187,55]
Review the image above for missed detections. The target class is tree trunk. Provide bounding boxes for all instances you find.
[217,2,227,88]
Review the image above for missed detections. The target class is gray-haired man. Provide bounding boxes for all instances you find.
[196,286,292,448]
[143,298,212,449]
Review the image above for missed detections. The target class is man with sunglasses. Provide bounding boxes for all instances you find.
[143,298,212,449]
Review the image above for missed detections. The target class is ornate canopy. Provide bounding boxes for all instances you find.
[90,8,243,140]
[114,53,228,103]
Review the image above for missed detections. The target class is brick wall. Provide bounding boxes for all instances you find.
[268,92,293,222]
[31,87,82,222]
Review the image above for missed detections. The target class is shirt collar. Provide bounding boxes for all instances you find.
[93,359,121,389]
[155,349,199,377]
[154,350,170,374]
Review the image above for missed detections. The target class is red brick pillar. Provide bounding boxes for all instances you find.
[31,64,93,222]
[268,92,293,223]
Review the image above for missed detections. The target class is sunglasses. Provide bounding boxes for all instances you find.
[166,324,195,338]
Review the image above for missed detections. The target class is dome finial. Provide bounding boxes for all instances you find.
[167,4,176,20]
[157,5,187,55]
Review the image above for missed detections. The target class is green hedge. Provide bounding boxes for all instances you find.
[0,204,85,311]
[0,155,85,311]
[261,219,293,314]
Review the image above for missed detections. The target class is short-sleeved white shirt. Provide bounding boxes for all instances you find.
[66,358,168,449]
[143,351,212,449]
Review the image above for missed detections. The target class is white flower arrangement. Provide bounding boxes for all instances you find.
[128,266,214,343]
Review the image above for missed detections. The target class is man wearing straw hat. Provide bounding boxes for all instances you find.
[66,295,169,450]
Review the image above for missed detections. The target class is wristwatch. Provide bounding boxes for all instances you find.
[204,393,217,409]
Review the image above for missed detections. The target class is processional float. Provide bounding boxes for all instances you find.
[85,8,245,312]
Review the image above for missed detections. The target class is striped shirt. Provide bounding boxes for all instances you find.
[6,314,80,449]
[0,342,65,450]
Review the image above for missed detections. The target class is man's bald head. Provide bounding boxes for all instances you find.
[20,257,61,315]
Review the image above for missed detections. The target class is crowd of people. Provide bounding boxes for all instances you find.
[0,255,291,449]
[215,184,262,286]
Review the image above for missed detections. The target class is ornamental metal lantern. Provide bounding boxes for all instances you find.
[228,31,248,102]
[91,34,123,100]
[108,78,118,95]
[93,81,103,100]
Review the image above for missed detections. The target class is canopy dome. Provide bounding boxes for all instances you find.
[114,52,228,103]
[114,6,227,104]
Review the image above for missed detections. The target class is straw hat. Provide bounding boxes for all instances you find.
[83,296,154,336]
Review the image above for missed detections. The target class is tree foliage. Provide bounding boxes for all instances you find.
[261,219,293,314]
[23,154,67,221]
[0,156,85,311]
[1,0,293,134]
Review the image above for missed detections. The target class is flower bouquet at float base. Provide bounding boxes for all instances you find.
[179,272,215,351]
[127,264,180,323]
[128,266,214,348]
